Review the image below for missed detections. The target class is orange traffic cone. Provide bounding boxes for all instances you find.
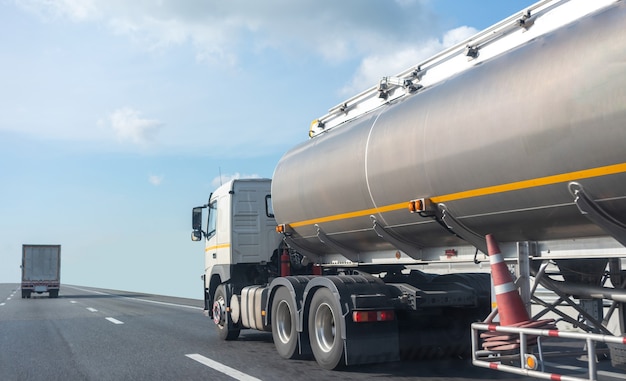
[486,234,530,326]
[482,234,558,351]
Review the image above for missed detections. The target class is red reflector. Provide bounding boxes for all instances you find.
[352,310,395,323]
[378,310,394,321]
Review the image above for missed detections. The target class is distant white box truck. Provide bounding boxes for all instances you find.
[21,244,61,299]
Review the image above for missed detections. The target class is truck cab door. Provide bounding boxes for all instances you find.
[205,199,219,263]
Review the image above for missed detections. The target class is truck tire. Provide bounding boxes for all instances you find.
[49,290,59,298]
[272,287,299,359]
[308,288,344,369]
[213,285,240,341]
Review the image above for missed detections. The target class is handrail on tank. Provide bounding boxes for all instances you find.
[312,0,562,137]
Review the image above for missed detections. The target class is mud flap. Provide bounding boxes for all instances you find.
[344,320,400,366]
[297,331,313,358]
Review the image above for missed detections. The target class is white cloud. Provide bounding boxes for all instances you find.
[15,0,437,67]
[15,0,100,21]
[442,25,478,46]
[9,0,483,155]
[341,26,478,95]
[109,107,163,145]
[148,174,164,186]
[210,172,261,189]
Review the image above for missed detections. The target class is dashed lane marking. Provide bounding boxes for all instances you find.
[86,307,98,312]
[0,303,5,306]
[186,354,262,381]
[105,317,124,325]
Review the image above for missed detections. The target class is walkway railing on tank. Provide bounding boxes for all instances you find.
[471,320,626,381]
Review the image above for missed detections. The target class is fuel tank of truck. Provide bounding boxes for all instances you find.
[271,1,626,257]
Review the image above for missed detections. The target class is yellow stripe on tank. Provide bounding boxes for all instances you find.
[285,162,626,229]
[289,202,407,228]
[430,162,626,203]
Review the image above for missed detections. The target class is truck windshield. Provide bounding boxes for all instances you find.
[207,200,217,238]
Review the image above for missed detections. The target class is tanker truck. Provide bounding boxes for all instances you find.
[191,0,626,376]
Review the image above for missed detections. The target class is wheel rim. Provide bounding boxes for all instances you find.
[275,300,292,344]
[313,302,336,353]
[213,296,225,326]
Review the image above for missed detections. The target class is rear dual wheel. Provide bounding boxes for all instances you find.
[308,288,344,370]
[271,287,299,359]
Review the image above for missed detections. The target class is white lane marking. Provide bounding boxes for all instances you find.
[125,297,203,310]
[70,301,77,304]
[0,303,5,306]
[65,285,203,311]
[86,307,98,312]
[545,362,626,380]
[127,297,202,310]
[597,370,626,379]
[105,317,124,325]
[65,286,109,296]
[186,354,262,381]
[7,297,11,300]
[544,361,624,379]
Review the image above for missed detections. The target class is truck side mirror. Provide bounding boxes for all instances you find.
[191,230,203,242]
[192,206,206,241]
[192,207,204,230]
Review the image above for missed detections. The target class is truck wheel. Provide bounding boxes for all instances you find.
[49,290,59,298]
[213,285,240,341]
[308,288,344,369]
[272,287,299,359]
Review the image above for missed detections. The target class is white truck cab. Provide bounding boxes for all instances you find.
[192,179,282,333]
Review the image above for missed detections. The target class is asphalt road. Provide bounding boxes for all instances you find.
[0,283,621,381]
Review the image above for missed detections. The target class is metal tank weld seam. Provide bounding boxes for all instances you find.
[286,162,626,228]
[363,112,384,220]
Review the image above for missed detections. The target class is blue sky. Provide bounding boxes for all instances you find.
[0,0,537,298]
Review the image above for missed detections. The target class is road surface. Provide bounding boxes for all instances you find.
[1,283,622,380]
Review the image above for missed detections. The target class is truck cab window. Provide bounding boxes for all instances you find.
[207,200,217,238]
[265,195,274,218]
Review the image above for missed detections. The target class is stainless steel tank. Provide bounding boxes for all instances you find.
[272,2,626,255]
